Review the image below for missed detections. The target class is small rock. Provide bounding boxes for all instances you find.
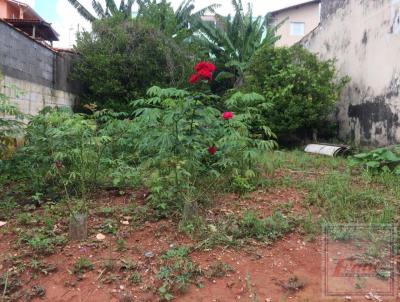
[121,221,129,225]
[0,221,7,227]
[96,233,106,241]
[144,251,154,258]
[345,296,352,301]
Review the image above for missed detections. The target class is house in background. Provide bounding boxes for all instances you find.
[200,15,224,30]
[269,0,320,47]
[0,0,58,45]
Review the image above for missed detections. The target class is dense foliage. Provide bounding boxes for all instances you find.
[350,146,400,175]
[3,108,139,204]
[245,45,349,143]
[73,17,192,112]
[137,0,219,42]
[2,62,277,219]
[132,83,276,216]
[199,0,279,92]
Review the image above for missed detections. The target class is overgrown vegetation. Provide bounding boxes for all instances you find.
[199,0,280,92]
[132,84,276,217]
[3,1,395,301]
[245,45,349,144]
[349,145,400,174]
[73,17,193,112]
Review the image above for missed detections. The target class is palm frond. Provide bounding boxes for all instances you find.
[106,0,118,13]
[67,0,96,22]
[92,0,106,18]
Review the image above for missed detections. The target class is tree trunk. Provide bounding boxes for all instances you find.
[69,213,88,241]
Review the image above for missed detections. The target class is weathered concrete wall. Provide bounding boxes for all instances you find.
[1,75,76,115]
[0,20,78,115]
[302,0,400,146]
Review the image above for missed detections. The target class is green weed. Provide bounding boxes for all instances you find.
[72,257,93,276]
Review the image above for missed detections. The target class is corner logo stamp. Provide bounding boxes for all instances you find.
[323,224,397,299]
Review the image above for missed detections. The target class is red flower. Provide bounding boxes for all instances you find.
[194,62,217,73]
[197,68,212,80]
[189,62,217,84]
[189,74,199,85]
[208,146,217,155]
[206,63,216,72]
[222,112,234,120]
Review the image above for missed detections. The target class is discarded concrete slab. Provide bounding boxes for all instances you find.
[304,144,350,157]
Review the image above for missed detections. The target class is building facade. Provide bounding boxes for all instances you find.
[0,0,59,44]
[302,0,400,146]
[270,0,321,47]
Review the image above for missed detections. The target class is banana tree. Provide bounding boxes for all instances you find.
[136,0,219,41]
[67,0,135,22]
[198,0,280,89]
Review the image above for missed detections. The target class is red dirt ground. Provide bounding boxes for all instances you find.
[0,187,398,302]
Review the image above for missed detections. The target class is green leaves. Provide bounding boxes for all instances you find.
[197,0,279,91]
[73,19,192,112]
[350,146,400,174]
[131,86,276,215]
[245,45,349,142]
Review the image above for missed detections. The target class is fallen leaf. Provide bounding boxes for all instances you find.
[0,221,7,227]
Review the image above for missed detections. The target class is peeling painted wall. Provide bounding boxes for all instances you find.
[302,0,400,146]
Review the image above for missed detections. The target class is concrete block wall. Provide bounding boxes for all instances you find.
[0,20,79,115]
[0,75,75,115]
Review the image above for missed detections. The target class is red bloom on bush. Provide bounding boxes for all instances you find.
[208,146,217,155]
[222,112,234,120]
[189,61,217,84]
[197,68,212,80]
[195,62,216,73]
[189,74,199,84]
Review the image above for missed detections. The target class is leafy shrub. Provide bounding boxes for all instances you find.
[349,146,400,174]
[2,107,140,203]
[231,175,255,196]
[131,85,276,216]
[245,45,349,144]
[73,16,193,112]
